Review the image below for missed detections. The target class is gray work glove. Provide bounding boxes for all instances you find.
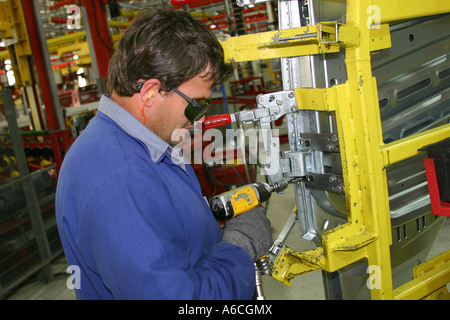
[222,206,273,262]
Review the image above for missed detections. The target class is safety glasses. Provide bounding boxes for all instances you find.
[170,88,212,123]
[135,81,211,123]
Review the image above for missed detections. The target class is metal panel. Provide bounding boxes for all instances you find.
[221,0,450,299]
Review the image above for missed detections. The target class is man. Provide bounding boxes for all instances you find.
[55,8,272,299]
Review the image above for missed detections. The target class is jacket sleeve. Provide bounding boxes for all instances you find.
[77,168,256,300]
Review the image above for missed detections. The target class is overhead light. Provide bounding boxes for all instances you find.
[7,70,15,86]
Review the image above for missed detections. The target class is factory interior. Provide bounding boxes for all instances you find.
[0,0,449,300]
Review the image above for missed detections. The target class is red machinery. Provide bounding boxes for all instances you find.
[422,138,450,217]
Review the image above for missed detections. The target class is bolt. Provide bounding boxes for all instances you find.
[276,99,283,105]
[304,139,311,147]
[273,106,281,114]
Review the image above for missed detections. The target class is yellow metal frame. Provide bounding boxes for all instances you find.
[221,22,391,63]
[221,0,450,299]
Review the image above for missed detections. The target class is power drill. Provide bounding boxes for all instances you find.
[209,178,300,299]
[209,179,297,221]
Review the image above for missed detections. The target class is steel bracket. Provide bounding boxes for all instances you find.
[301,132,339,153]
[279,150,309,178]
[305,172,345,194]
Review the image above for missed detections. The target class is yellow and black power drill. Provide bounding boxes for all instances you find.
[209,178,300,299]
[209,179,297,221]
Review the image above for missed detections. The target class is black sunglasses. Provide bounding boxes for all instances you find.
[136,81,211,123]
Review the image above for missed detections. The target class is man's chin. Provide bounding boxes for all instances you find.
[169,127,191,146]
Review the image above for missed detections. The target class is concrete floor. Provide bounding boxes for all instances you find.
[5,183,450,300]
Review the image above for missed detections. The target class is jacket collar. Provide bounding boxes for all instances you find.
[97,94,186,171]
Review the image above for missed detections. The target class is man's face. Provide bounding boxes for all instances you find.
[148,73,214,146]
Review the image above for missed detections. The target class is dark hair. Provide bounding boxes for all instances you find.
[107,8,234,96]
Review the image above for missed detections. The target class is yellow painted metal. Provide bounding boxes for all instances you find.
[24,85,42,131]
[56,42,88,57]
[272,224,379,285]
[119,10,139,17]
[109,20,131,28]
[373,0,450,24]
[221,22,391,63]
[0,0,41,132]
[0,0,33,86]
[221,24,340,63]
[221,0,450,300]
[294,88,334,112]
[54,41,91,68]
[319,0,393,299]
[0,50,9,60]
[381,124,450,166]
[368,23,391,52]
[0,0,14,40]
[422,286,450,300]
[394,249,450,300]
[269,0,396,298]
[46,31,86,54]
[9,0,32,86]
[294,86,339,112]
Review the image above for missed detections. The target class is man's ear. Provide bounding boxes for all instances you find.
[138,79,162,104]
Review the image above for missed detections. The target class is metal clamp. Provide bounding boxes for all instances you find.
[234,90,297,124]
[280,150,309,178]
[232,90,298,187]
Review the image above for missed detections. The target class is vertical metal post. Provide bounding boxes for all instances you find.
[21,0,65,131]
[279,0,323,247]
[1,89,53,283]
[81,0,113,95]
[339,0,394,299]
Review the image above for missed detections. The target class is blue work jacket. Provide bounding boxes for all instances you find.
[55,95,255,299]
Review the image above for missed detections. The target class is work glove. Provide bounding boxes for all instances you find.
[222,206,273,262]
